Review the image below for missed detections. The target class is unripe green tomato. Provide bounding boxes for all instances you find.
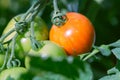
[2,14,49,59]
[25,40,67,68]
[0,54,5,67]
[0,67,27,80]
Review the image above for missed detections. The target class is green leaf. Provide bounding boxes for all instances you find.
[32,63,93,80]
[98,45,111,56]
[28,56,93,80]
[99,72,120,80]
[29,56,82,79]
[107,67,119,74]
[109,40,120,47]
[116,60,120,71]
[76,63,93,80]
[112,48,120,60]
[33,72,71,80]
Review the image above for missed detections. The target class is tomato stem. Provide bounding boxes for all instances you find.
[53,0,59,12]
[0,46,9,71]
[30,21,43,51]
[21,0,49,22]
[30,21,35,38]
[0,0,49,43]
[6,33,20,68]
[52,0,67,26]
[83,48,99,61]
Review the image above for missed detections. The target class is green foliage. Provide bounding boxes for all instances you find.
[26,56,93,80]
[112,48,120,60]
[109,40,120,47]
[99,62,120,80]
[98,45,111,56]
[99,72,120,80]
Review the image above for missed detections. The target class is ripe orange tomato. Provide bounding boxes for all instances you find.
[50,12,95,56]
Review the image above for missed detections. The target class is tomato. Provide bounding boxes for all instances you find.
[0,67,27,80]
[50,12,95,55]
[25,40,67,68]
[0,54,5,67]
[2,14,49,59]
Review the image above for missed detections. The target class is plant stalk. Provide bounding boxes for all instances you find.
[83,49,99,61]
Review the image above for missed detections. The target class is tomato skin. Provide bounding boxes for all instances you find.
[0,54,5,67]
[25,40,67,68]
[50,12,95,55]
[0,67,27,80]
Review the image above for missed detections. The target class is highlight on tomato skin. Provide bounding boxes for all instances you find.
[50,12,95,56]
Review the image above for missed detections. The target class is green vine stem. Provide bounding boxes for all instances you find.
[0,46,9,71]
[83,48,99,61]
[22,0,49,22]
[52,0,67,26]
[53,0,59,12]
[30,21,35,38]
[0,43,5,53]
[0,0,49,70]
[0,0,49,44]
[30,21,43,51]
[20,0,45,21]
[20,1,41,21]
[11,59,21,67]
[7,33,18,68]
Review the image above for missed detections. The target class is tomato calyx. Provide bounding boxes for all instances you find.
[29,21,44,51]
[15,21,28,34]
[52,11,67,26]
[30,37,44,51]
[52,0,67,26]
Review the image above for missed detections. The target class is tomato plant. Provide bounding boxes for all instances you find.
[0,0,120,80]
[50,12,95,55]
[0,67,27,80]
[25,40,67,68]
[2,14,49,53]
